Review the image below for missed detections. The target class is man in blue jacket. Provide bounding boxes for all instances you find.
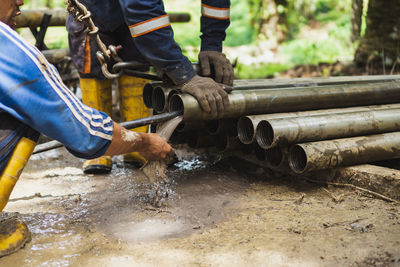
[66,0,233,173]
[0,0,172,257]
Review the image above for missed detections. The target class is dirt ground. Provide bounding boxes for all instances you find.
[0,147,399,267]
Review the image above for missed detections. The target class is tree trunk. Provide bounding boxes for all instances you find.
[248,0,287,43]
[350,0,363,42]
[355,0,400,73]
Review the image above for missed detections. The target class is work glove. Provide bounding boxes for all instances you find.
[182,75,230,118]
[199,51,234,86]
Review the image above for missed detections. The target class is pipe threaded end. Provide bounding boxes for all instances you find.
[237,117,255,144]
[169,94,184,113]
[143,83,154,108]
[265,146,283,167]
[152,86,166,112]
[289,145,307,173]
[256,121,274,148]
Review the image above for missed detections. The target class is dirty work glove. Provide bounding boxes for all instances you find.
[199,51,234,86]
[182,75,230,118]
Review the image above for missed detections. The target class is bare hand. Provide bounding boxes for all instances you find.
[136,133,174,161]
[182,75,230,118]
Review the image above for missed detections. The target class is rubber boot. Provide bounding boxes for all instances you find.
[119,76,150,168]
[0,218,31,258]
[0,137,36,257]
[80,78,113,174]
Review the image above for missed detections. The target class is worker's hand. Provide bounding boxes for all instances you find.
[182,75,230,118]
[199,51,234,86]
[136,133,174,161]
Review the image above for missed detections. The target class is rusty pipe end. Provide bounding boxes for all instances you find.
[143,83,154,108]
[265,146,284,168]
[152,86,167,112]
[288,145,308,174]
[237,117,255,144]
[256,121,275,149]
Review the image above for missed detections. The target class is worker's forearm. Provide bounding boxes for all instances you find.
[104,122,143,156]
[104,122,172,160]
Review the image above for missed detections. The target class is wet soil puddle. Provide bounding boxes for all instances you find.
[0,148,399,266]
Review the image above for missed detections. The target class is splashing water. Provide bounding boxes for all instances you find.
[141,116,184,206]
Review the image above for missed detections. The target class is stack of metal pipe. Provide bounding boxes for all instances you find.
[143,75,400,173]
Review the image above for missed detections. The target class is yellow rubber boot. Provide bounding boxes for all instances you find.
[119,76,150,168]
[0,137,36,257]
[0,218,31,258]
[80,78,113,174]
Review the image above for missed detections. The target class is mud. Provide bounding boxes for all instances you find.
[0,147,399,266]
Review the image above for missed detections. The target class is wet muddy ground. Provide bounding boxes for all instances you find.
[0,147,399,266]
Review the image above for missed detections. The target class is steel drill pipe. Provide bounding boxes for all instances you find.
[15,10,191,28]
[15,9,68,28]
[169,81,400,121]
[142,82,161,108]
[205,118,238,136]
[265,146,290,170]
[289,132,400,173]
[215,135,241,152]
[254,143,266,161]
[257,108,400,149]
[176,121,205,133]
[152,86,179,112]
[231,75,400,91]
[239,142,253,155]
[238,103,400,145]
[187,133,216,149]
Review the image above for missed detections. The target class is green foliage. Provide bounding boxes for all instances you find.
[285,0,351,39]
[23,0,65,9]
[45,28,69,49]
[225,0,254,46]
[235,62,291,79]
[170,0,255,48]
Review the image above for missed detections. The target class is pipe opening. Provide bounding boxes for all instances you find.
[169,94,184,113]
[237,117,255,144]
[152,86,167,112]
[239,143,253,155]
[176,122,186,132]
[256,121,274,148]
[205,120,219,134]
[167,89,179,103]
[254,144,266,161]
[143,83,154,108]
[289,145,307,173]
[265,147,283,167]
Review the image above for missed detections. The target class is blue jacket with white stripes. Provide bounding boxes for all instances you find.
[77,0,231,85]
[0,21,113,159]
